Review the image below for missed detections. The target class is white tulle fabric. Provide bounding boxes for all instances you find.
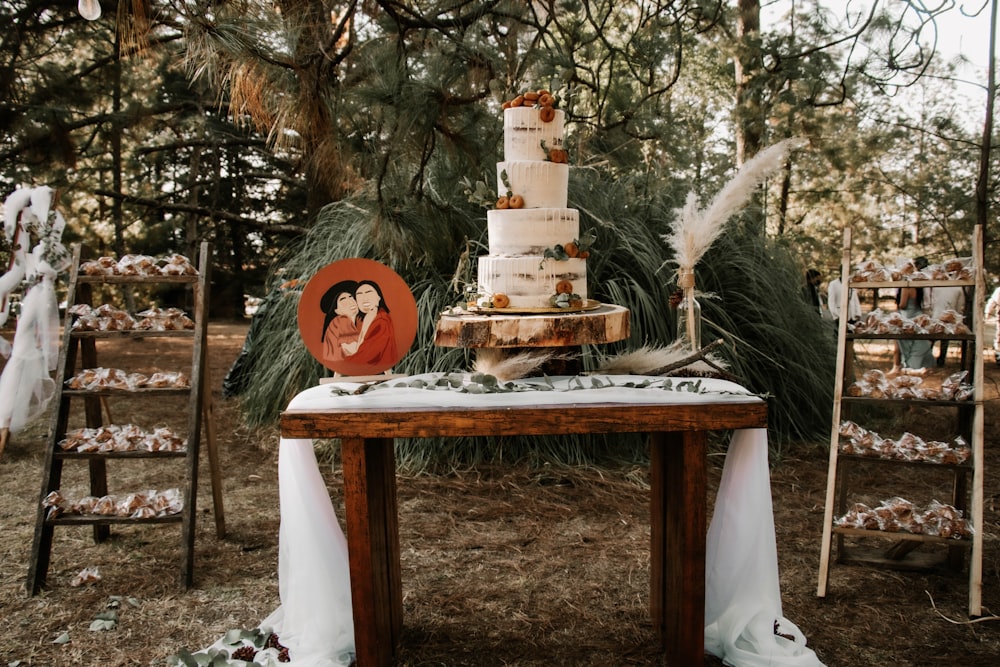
[0,186,65,433]
[261,374,822,666]
[0,268,60,431]
[264,434,355,666]
[705,428,825,666]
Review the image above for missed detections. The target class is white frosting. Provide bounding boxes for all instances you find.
[486,208,579,255]
[475,103,588,308]
[477,256,587,309]
[496,161,568,209]
[503,107,565,161]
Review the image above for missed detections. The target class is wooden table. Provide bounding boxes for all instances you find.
[281,379,766,665]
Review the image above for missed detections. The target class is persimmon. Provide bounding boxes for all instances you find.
[556,279,574,295]
[549,148,568,163]
[564,241,580,258]
[508,194,525,209]
[491,293,510,308]
[496,196,510,209]
[539,106,556,122]
[524,91,540,102]
[511,95,525,107]
[538,93,554,107]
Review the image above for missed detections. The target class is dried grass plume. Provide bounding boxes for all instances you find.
[597,343,727,376]
[473,349,561,381]
[664,138,805,275]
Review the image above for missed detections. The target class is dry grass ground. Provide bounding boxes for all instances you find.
[1,322,999,666]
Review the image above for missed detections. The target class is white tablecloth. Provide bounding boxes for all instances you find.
[263,373,824,666]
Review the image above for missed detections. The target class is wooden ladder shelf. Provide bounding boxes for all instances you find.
[816,227,985,616]
[26,242,224,594]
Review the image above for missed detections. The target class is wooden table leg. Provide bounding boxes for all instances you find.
[649,430,707,665]
[341,437,403,666]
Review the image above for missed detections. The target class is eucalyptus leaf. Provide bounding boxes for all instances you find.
[51,631,71,644]
[223,629,246,645]
[88,618,116,632]
[165,649,200,667]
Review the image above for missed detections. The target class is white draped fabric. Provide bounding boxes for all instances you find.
[705,429,824,666]
[0,186,66,434]
[0,268,60,432]
[263,436,355,666]
[239,374,823,666]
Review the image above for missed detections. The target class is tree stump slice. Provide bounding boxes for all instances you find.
[434,303,630,349]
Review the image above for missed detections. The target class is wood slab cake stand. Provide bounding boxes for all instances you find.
[434,303,630,370]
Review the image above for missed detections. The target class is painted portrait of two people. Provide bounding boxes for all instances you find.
[298,259,418,377]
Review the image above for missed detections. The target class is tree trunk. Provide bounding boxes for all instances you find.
[734,0,763,167]
[734,0,767,236]
[976,0,997,257]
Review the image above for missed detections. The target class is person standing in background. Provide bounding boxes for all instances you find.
[985,285,1000,365]
[930,281,966,367]
[894,257,934,368]
[894,256,934,370]
[803,269,823,315]
[828,275,862,326]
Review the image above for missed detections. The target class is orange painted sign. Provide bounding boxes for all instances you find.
[297,258,418,376]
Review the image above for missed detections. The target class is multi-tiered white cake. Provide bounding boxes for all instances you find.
[476,90,588,309]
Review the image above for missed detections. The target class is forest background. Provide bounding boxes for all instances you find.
[2,0,998,458]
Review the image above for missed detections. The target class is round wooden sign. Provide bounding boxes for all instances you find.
[297,258,418,376]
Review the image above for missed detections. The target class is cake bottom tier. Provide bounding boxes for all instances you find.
[477,256,587,309]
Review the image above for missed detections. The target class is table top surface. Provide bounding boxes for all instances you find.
[280,372,767,439]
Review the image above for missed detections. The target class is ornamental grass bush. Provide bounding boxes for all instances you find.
[235,168,834,470]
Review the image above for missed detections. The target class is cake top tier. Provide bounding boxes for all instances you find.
[503,107,565,163]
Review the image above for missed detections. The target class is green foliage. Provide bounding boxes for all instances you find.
[3,0,990,468]
[239,163,835,468]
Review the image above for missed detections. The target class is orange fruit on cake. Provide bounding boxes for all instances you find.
[555,279,574,295]
[491,293,510,308]
[508,194,524,209]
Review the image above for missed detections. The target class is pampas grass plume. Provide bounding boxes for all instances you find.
[596,343,728,376]
[473,349,560,381]
[664,138,805,273]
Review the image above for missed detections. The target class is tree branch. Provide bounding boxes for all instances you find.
[91,189,308,236]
